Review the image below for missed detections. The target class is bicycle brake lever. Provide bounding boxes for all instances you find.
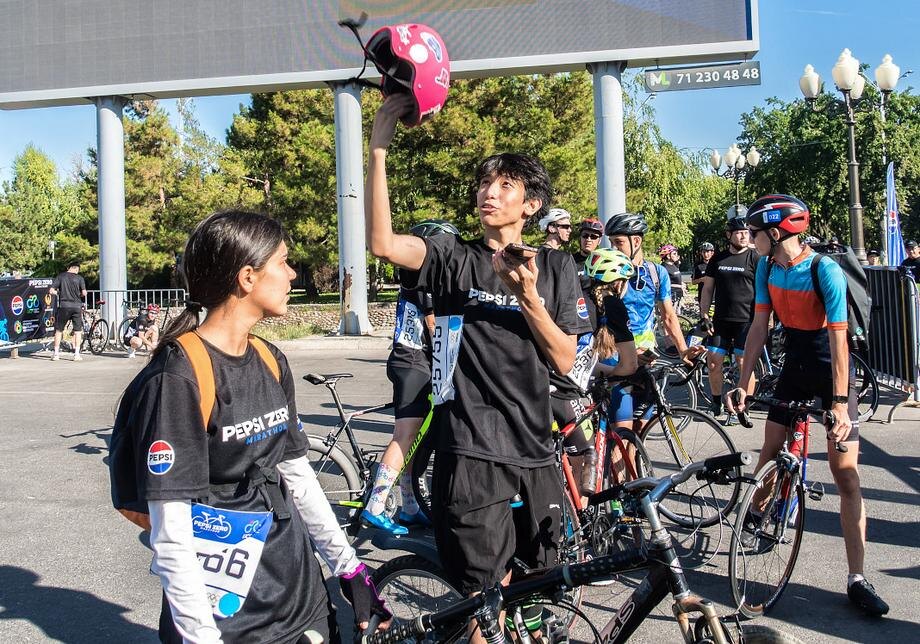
[823,411,848,453]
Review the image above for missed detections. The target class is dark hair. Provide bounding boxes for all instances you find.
[153,210,284,358]
[474,153,553,222]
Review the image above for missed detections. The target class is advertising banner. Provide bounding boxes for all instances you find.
[0,278,54,346]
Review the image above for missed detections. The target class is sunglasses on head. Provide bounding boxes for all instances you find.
[581,232,601,240]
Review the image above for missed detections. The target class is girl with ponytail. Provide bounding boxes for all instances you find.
[114,210,389,643]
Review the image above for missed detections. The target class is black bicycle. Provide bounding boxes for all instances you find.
[367,452,804,644]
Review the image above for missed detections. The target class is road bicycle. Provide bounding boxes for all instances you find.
[606,361,741,528]
[728,395,842,618]
[366,452,804,644]
[56,301,109,355]
[302,372,433,540]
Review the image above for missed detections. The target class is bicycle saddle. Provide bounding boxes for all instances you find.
[303,373,354,385]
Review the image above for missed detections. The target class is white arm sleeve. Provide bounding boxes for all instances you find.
[148,500,223,644]
[276,456,360,576]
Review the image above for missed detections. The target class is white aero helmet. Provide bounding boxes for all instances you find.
[539,208,571,232]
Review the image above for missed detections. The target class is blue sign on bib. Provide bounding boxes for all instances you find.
[191,503,273,619]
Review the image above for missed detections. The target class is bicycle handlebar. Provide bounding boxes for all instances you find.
[732,392,847,453]
[360,548,648,644]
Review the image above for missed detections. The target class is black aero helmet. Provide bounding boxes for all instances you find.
[746,194,810,235]
[409,219,460,238]
[726,217,748,232]
[604,211,648,237]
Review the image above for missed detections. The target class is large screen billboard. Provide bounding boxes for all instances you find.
[0,0,758,109]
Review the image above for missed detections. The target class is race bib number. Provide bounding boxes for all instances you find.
[191,503,273,619]
[566,332,597,392]
[431,315,463,404]
[394,298,425,350]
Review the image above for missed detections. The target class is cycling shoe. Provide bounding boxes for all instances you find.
[398,510,432,528]
[361,509,408,535]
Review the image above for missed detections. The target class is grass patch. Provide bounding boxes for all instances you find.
[253,322,325,341]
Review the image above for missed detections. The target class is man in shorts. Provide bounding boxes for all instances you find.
[49,261,87,361]
[365,95,590,641]
[727,194,888,617]
[699,217,758,419]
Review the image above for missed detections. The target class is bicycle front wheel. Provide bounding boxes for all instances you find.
[306,436,363,535]
[87,319,109,355]
[372,554,466,643]
[116,317,132,350]
[728,459,805,618]
[411,431,436,521]
[852,352,879,423]
[640,406,740,527]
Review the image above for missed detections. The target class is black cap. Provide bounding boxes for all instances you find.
[906,240,919,249]
[867,249,880,256]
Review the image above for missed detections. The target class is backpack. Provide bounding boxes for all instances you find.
[110,332,281,531]
[809,244,871,352]
[767,245,871,352]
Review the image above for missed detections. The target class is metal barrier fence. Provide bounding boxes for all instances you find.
[85,288,186,338]
[865,267,920,409]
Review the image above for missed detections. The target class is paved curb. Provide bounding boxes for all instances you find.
[275,331,394,351]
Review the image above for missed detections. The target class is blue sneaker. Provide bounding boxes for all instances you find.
[361,509,408,535]
[398,510,432,528]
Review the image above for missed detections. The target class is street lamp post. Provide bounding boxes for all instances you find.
[799,50,908,264]
[709,143,760,208]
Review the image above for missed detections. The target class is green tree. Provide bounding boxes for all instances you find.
[737,84,920,247]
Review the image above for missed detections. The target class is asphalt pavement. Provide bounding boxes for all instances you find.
[0,338,917,643]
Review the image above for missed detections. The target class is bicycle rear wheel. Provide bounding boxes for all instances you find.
[116,317,132,350]
[656,314,695,358]
[87,319,109,355]
[411,434,435,520]
[545,489,584,629]
[657,363,698,410]
[728,459,805,618]
[640,406,740,527]
[597,429,653,554]
[306,436,363,536]
[372,554,467,643]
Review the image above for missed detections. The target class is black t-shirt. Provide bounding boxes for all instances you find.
[571,251,589,276]
[52,271,86,307]
[405,236,592,466]
[663,261,683,289]
[693,262,709,280]
[124,313,155,338]
[901,257,920,283]
[705,248,758,322]
[118,339,326,641]
[388,271,433,372]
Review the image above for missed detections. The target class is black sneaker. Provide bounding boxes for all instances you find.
[847,579,889,617]
[709,398,723,417]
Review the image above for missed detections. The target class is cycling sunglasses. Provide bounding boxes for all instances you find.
[553,223,572,230]
[581,232,601,240]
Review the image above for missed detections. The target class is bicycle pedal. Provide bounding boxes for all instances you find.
[807,481,825,501]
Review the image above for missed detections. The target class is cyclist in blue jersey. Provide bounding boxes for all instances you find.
[726,194,888,617]
[603,212,704,430]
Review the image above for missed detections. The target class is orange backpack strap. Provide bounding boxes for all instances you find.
[248,335,281,382]
[176,332,216,430]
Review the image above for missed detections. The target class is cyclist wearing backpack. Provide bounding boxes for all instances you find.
[361,219,459,535]
[110,211,389,643]
[726,194,888,617]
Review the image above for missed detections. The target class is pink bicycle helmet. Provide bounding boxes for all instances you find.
[364,23,450,127]
[658,244,678,258]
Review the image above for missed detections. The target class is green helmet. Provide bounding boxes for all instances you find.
[584,248,635,283]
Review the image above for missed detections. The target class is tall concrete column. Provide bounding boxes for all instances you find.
[95,97,128,333]
[590,62,628,241]
[331,82,372,335]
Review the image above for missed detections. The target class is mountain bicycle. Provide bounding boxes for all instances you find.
[302,372,433,540]
[606,361,741,528]
[728,395,843,618]
[367,452,804,644]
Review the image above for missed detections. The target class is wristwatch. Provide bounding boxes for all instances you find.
[830,395,849,405]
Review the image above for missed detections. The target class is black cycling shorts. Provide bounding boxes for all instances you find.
[431,452,561,596]
[766,361,859,442]
[386,363,431,420]
[706,320,750,356]
[54,306,82,333]
[550,395,593,453]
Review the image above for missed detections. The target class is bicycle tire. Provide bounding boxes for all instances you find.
[656,314,695,358]
[733,625,806,644]
[546,488,584,629]
[372,554,467,643]
[852,352,879,423]
[728,459,804,618]
[411,433,436,521]
[116,317,132,351]
[640,406,740,528]
[599,429,653,553]
[306,435,363,536]
[658,363,698,411]
[87,319,109,355]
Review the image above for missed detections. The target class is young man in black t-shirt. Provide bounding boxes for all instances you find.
[700,218,758,417]
[49,261,87,361]
[901,240,920,283]
[366,96,590,630]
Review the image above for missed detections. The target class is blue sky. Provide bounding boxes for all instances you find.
[1,0,918,185]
